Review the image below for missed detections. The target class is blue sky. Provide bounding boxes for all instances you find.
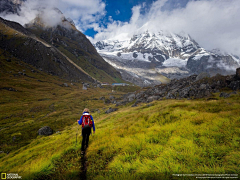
[84,0,192,38]
[84,0,155,37]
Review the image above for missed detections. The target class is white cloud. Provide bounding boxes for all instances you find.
[0,0,106,30]
[92,0,240,56]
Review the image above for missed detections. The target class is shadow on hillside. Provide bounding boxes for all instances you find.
[79,151,87,180]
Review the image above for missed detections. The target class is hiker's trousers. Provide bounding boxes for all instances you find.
[81,127,91,151]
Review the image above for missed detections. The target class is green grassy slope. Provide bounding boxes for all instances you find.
[0,49,129,156]
[86,96,240,179]
[1,66,239,180]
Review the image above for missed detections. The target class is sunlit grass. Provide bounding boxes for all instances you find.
[85,95,240,180]
[1,93,239,179]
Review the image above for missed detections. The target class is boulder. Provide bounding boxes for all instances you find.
[82,84,87,90]
[38,126,53,136]
[105,107,118,114]
[127,93,136,102]
[104,99,111,104]
[199,84,207,90]
[109,96,115,100]
[115,100,128,106]
[63,83,69,87]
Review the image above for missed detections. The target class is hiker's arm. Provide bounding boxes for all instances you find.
[77,116,83,125]
[91,115,95,132]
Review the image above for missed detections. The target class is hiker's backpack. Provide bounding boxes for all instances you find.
[82,115,93,129]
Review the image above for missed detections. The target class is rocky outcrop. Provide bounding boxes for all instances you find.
[236,68,240,80]
[115,68,240,107]
[38,126,53,136]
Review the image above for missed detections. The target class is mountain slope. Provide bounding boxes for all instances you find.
[0,17,94,83]
[24,9,124,84]
[94,31,240,86]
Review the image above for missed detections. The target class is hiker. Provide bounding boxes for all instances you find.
[77,108,95,154]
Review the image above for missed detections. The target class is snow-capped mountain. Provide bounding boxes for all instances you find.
[94,31,240,87]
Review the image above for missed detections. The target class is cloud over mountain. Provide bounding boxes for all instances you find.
[92,0,240,56]
[0,0,106,30]
[1,0,239,56]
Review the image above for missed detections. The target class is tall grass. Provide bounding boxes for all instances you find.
[85,95,240,180]
[1,93,239,179]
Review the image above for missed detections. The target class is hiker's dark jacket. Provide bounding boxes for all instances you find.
[78,112,95,131]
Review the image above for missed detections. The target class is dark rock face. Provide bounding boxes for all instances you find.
[38,126,53,136]
[0,0,23,15]
[236,68,240,80]
[229,81,240,91]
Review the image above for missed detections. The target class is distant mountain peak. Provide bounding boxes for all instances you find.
[93,30,240,87]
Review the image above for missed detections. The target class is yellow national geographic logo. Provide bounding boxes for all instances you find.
[1,173,21,179]
[1,173,6,179]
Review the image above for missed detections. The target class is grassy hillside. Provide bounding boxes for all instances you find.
[1,59,239,180]
[86,96,240,179]
[0,49,131,156]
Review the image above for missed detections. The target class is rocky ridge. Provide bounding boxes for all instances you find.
[103,68,240,110]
